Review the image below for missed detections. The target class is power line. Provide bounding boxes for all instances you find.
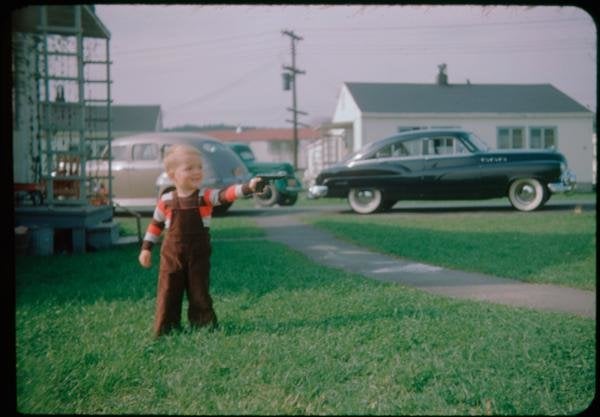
[110,30,276,55]
[165,58,275,112]
[300,17,591,33]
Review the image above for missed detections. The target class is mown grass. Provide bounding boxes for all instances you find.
[305,209,596,291]
[116,214,266,240]
[15,221,595,415]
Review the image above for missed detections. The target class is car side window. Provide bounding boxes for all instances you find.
[424,136,467,156]
[132,143,159,161]
[238,150,255,162]
[103,145,130,161]
[161,144,172,160]
[403,139,423,157]
[373,141,410,159]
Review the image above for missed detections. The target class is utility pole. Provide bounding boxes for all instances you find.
[281,29,306,170]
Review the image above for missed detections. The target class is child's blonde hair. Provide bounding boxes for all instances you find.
[163,144,203,172]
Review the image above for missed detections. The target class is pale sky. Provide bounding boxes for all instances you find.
[94,4,596,129]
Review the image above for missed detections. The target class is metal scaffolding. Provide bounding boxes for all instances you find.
[12,5,113,207]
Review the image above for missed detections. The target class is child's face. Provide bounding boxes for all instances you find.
[168,152,204,192]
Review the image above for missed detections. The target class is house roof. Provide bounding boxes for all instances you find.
[12,5,110,39]
[345,82,591,114]
[43,104,162,132]
[204,128,321,142]
[111,105,162,132]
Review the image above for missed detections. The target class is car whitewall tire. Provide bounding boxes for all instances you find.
[348,188,383,214]
[254,183,279,207]
[508,178,546,211]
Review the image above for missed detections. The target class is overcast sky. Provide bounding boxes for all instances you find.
[94,4,596,129]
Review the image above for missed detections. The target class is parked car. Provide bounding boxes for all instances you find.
[87,132,251,213]
[308,128,576,214]
[228,142,302,206]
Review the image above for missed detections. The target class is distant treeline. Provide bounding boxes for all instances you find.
[163,124,257,132]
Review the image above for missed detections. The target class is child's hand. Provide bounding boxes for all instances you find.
[139,249,152,268]
[249,177,262,193]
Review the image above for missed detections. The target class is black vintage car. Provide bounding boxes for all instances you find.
[308,129,576,214]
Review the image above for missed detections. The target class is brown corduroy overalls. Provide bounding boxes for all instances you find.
[154,191,217,337]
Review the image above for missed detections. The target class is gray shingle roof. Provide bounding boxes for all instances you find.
[111,105,162,131]
[345,82,590,114]
[43,104,162,132]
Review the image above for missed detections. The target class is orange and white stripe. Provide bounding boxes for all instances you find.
[142,184,246,248]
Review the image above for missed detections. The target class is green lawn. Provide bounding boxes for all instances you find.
[15,214,595,415]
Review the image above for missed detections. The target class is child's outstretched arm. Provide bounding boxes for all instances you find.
[248,177,261,193]
[206,177,263,207]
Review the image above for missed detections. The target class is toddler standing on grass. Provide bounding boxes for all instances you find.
[138,144,261,338]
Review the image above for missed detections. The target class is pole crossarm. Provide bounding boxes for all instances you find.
[285,119,312,128]
[286,107,308,115]
[282,65,306,75]
[281,29,303,41]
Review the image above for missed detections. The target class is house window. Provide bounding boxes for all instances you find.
[529,127,557,149]
[497,127,525,149]
[268,141,293,162]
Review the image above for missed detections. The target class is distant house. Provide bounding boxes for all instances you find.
[110,105,163,138]
[204,127,320,171]
[308,66,594,188]
[45,103,163,145]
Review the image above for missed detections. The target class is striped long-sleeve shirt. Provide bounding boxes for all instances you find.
[141,184,252,251]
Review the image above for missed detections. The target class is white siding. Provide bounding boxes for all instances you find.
[332,84,364,151]
[245,140,310,170]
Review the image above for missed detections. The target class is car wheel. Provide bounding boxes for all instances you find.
[348,188,384,214]
[277,193,298,206]
[508,178,546,211]
[254,183,279,207]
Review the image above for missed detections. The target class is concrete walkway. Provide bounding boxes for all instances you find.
[253,212,595,319]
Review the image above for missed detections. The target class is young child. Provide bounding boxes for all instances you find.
[138,144,261,337]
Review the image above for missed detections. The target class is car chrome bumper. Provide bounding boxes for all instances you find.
[308,185,328,199]
[548,169,576,193]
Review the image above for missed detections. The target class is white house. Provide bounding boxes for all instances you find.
[309,68,594,189]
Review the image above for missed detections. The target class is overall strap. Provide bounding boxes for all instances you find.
[171,190,180,209]
[172,189,202,210]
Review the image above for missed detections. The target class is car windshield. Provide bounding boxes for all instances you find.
[344,142,380,163]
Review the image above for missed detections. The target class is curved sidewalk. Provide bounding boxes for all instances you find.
[253,212,595,319]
